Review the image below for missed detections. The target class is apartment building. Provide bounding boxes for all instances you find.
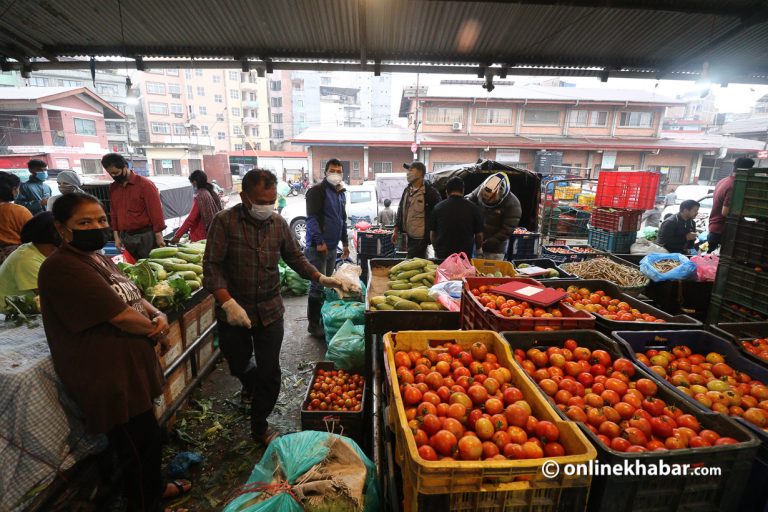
[293,84,763,186]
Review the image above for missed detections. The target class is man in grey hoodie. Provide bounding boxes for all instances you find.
[466,172,521,260]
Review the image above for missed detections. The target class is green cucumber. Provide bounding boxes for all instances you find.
[148,247,179,259]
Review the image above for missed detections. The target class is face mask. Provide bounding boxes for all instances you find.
[249,204,273,221]
[59,185,75,194]
[111,170,128,183]
[35,171,48,181]
[407,170,420,184]
[326,173,342,186]
[68,227,111,252]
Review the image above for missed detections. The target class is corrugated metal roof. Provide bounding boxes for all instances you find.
[1,1,767,82]
[0,86,80,100]
[719,116,768,134]
[419,85,682,104]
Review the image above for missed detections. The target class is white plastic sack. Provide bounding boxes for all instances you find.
[630,238,668,255]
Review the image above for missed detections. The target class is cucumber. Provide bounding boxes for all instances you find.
[420,302,441,310]
[386,296,402,306]
[170,271,198,281]
[176,252,202,263]
[390,259,427,274]
[370,296,388,306]
[395,270,421,281]
[422,279,432,287]
[376,303,394,310]
[178,244,205,254]
[394,299,421,310]
[148,247,179,259]
[186,280,201,290]
[409,272,433,283]
[171,263,203,274]
[389,282,412,290]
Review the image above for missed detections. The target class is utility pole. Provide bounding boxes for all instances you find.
[412,73,420,160]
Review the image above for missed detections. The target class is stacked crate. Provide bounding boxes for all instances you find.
[589,171,659,253]
[709,168,768,324]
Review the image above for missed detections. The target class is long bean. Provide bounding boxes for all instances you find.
[652,259,681,273]
[561,258,648,287]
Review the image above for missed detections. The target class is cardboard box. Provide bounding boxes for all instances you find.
[164,358,192,407]
[181,304,200,347]
[153,393,167,421]
[196,331,217,369]
[199,294,215,332]
[155,320,184,371]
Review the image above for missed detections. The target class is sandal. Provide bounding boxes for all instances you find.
[162,479,192,500]
[254,426,281,446]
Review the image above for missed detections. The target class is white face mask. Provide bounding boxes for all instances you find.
[326,173,343,186]
[407,170,420,184]
[249,204,273,221]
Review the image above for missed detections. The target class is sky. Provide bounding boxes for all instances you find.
[387,72,768,125]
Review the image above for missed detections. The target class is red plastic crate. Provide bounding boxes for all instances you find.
[460,277,596,331]
[590,208,644,232]
[594,171,660,210]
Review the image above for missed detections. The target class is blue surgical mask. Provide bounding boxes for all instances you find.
[35,171,48,181]
[249,204,273,221]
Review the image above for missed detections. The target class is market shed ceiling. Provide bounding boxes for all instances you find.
[1,0,768,83]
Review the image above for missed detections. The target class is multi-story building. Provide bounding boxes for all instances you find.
[293,84,764,186]
[0,87,125,173]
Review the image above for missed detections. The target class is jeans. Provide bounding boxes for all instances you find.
[106,409,163,512]
[218,318,284,436]
[707,232,722,253]
[406,236,429,259]
[304,245,336,299]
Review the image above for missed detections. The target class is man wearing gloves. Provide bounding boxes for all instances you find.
[466,173,522,260]
[393,161,441,258]
[304,159,350,338]
[16,159,52,214]
[204,169,344,445]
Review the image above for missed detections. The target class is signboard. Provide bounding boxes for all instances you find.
[161,159,174,169]
[411,142,418,153]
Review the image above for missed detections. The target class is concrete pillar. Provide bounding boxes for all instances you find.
[515,107,522,136]
[307,146,314,180]
[422,147,430,170]
[690,152,703,184]
[363,146,369,180]
[38,107,52,146]
[610,109,618,137]
[639,152,647,170]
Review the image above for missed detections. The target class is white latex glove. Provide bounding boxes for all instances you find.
[319,275,348,291]
[221,299,252,329]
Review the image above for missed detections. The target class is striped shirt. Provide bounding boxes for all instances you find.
[203,204,319,326]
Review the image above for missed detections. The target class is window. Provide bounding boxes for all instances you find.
[321,77,331,85]
[214,94,223,103]
[213,75,221,83]
[173,124,186,135]
[195,69,203,76]
[233,126,242,135]
[196,86,205,96]
[297,99,304,108]
[350,191,371,203]
[58,79,83,87]
[217,132,226,140]
[96,83,120,96]
[165,68,179,76]
[170,103,184,114]
[168,83,181,95]
[270,80,281,91]
[28,76,49,86]
[230,89,240,100]
[292,79,304,90]
[201,125,209,135]
[299,114,306,123]
[186,85,193,99]
[199,106,207,115]
[425,107,463,124]
[187,105,194,116]
[154,159,182,175]
[249,126,259,137]
[55,158,69,168]
[148,102,169,115]
[495,149,521,163]
[17,115,40,131]
[74,118,97,135]
[569,110,608,127]
[151,122,171,134]
[373,162,392,173]
[650,165,685,184]
[229,71,239,81]
[146,82,166,95]
[352,161,360,178]
[109,141,126,153]
[185,69,192,79]
[234,144,243,151]
[475,108,513,125]
[272,128,284,139]
[432,162,463,171]
[81,159,102,175]
[600,151,617,169]
[523,109,561,125]
[272,113,283,123]
[232,107,241,117]
[619,111,654,128]
[216,113,225,122]
[271,97,282,107]
[105,121,125,135]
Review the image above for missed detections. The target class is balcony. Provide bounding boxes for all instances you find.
[240,81,259,91]
[242,116,259,126]
[242,100,259,108]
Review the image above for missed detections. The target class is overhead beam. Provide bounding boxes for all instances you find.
[358,0,367,70]
[423,0,762,16]
[0,19,58,62]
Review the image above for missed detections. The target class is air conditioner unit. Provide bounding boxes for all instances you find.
[452,122,463,131]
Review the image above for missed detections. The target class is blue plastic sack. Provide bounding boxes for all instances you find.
[325,319,366,371]
[222,431,380,512]
[640,253,697,282]
[321,300,366,343]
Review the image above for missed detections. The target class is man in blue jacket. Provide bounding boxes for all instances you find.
[304,159,350,338]
[16,160,52,214]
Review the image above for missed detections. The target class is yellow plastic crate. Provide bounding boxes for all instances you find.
[554,185,580,200]
[471,258,517,277]
[383,330,596,511]
[577,193,595,206]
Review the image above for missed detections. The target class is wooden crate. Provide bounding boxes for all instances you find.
[181,303,200,347]
[196,330,217,369]
[199,294,215,332]
[155,320,184,371]
[164,358,193,407]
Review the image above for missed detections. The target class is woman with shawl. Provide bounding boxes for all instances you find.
[171,170,223,243]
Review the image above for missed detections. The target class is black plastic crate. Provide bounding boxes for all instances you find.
[501,329,761,512]
[720,216,768,265]
[549,278,700,332]
[356,230,395,257]
[587,227,637,253]
[708,294,768,324]
[541,245,579,263]
[710,321,768,368]
[507,232,541,259]
[613,330,768,511]
[568,244,608,261]
[713,257,768,317]
[300,362,366,446]
[730,168,768,218]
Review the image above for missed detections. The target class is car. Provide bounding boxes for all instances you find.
[661,194,713,232]
[281,182,379,248]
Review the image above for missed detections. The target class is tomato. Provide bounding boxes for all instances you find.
[622,426,648,446]
[475,418,495,440]
[522,441,544,459]
[615,402,636,420]
[650,416,677,439]
[468,385,490,405]
[485,398,504,415]
[492,430,511,450]
[457,435,482,460]
[422,414,442,436]
[642,396,666,416]
[413,429,429,447]
[544,442,566,457]
[534,420,560,443]
[676,414,701,432]
[403,385,423,406]
[629,416,652,438]
[447,402,467,421]
[665,435,688,450]
[505,404,529,428]
[635,378,658,397]
[610,437,631,452]
[661,405,683,421]
[613,358,635,377]
[431,430,459,456]
[418,445,438,461]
